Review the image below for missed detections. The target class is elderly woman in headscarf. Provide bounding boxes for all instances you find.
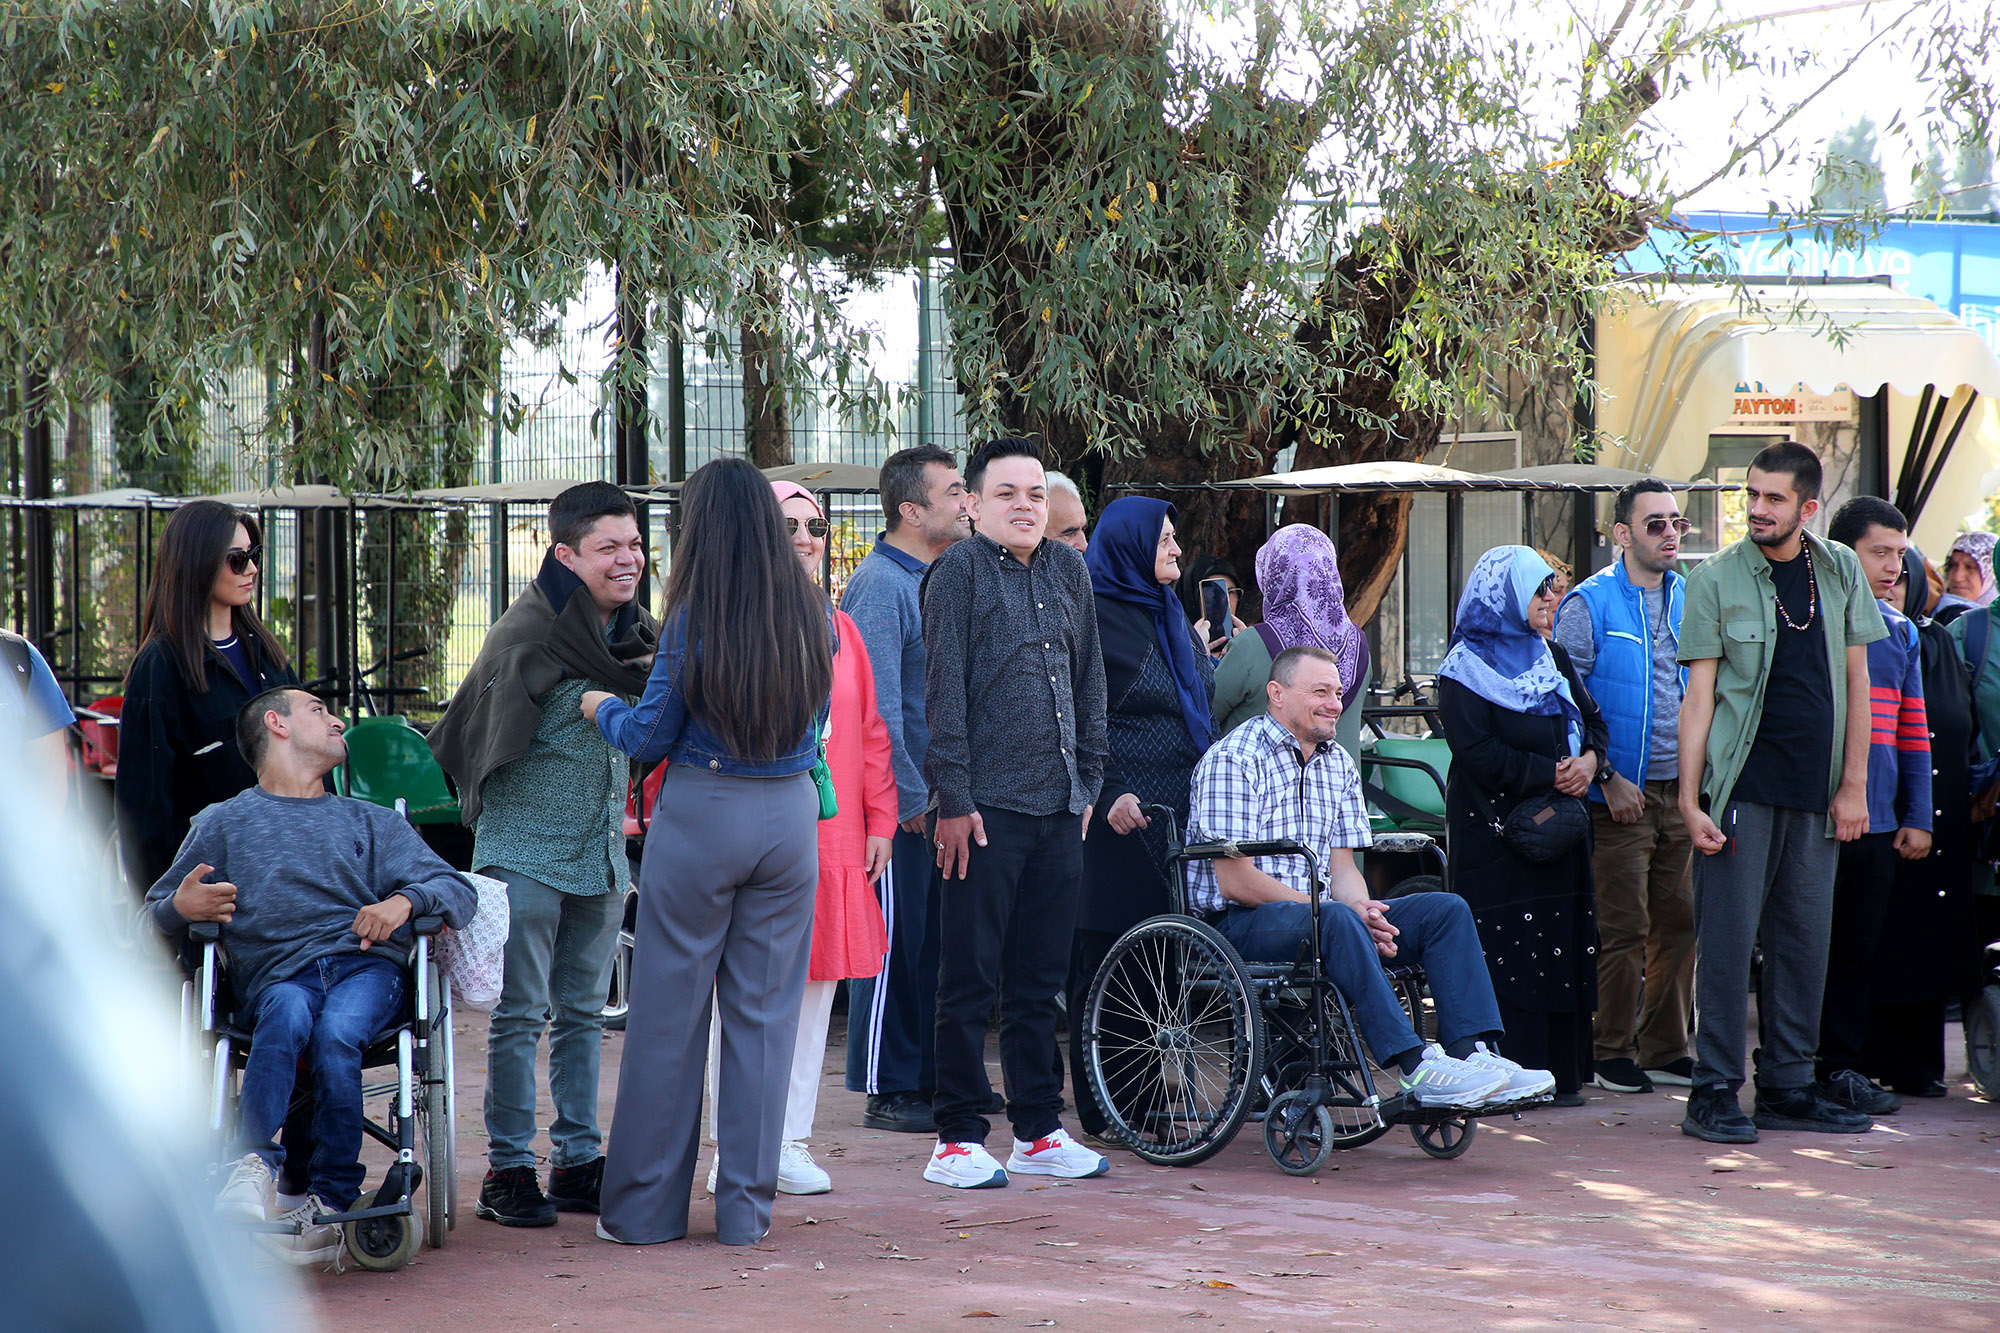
[1436,546,1609,1105]
[1938,532,1998,624]
[1211,524,1370,756]
[1865,546,1982,1097]
[1066,497,1217,1138]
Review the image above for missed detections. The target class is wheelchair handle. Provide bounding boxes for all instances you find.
[1178,836,1309,862]
[411,915,446,937]
[188,922,221,943]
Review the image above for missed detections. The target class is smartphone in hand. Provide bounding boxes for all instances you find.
[1201,576,1234,645]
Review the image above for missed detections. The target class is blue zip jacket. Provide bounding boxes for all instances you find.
[594,607,828,775]
[1561,559,1684,800]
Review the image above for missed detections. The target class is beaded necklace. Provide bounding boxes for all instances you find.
[1773,540,1818,631]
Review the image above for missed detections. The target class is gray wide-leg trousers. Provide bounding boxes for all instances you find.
[599,765,818,1246]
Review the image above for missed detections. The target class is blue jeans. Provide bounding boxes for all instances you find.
[1217,892,1504,1067]
[482,868,622,1170]
[240,952,406,1212]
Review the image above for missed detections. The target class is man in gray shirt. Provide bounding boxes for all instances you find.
[1553,479,1695,1095]
[840,444,969,1132]
[148,687,473,1237]
[920,437,1109,1190]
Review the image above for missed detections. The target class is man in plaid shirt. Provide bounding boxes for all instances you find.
[1188,646,1552,1109]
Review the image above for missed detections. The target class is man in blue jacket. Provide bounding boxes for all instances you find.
[1554,479,1695,1095]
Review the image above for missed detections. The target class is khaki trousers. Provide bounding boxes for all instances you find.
[1590,779,1695,1067]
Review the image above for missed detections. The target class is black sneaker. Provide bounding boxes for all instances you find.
[1681,1083,1758,1144]
[1592,1057,1655,1094]
[1644,1057,1696,1087]
[476,1165,558,1227]
[547,1157,605,1213]
[1752,1083,1871,1134]
[1890,1078,1948,1099]
[862,1092,937,1134]
[1817,1069,1900,1115]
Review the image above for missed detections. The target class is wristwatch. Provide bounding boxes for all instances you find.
[1594,759,1617,786]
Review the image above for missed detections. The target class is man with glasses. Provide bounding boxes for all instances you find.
[1555,479,1696,1096]
[841,444,971,1133]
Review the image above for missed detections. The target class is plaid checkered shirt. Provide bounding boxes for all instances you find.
[1184,712,1373,915]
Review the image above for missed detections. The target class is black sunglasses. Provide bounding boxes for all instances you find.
[785,517,831,539]
[223,544,263,575]
[1535,572,1562,598]
[1639,517,1693,538]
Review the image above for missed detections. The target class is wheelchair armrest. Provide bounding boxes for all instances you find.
[1178,837,1308,862]
[188,922,221,944]
[411,915,446,937]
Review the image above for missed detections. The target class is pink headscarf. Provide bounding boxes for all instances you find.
[1254,523,1363,695]
[770,479,823,517]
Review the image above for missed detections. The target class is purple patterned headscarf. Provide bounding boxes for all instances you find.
[1949,532,1997,607]
[1255,524,1363,696]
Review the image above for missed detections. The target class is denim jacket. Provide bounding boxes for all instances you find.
[593,608,829,776]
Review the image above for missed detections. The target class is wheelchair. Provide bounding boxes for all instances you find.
[1080,806,1546,1177]
[184,913,456,1270]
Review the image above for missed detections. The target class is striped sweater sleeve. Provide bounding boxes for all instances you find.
[1892,620,1931,832]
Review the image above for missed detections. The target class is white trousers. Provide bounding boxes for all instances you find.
[709,979,838,1144]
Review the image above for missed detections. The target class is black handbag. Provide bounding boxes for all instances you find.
[1484,787,1591,863]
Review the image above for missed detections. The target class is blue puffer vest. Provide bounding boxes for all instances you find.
[1562,559,1685,802]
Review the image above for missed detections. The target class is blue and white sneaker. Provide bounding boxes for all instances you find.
[1468,1042,1557,1104]
[1006,1128,1109,1179]
[1398,1043,1510,1109]
[923,1140,1009,1189]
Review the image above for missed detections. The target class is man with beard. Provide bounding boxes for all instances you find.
[1675,444,1887,1144]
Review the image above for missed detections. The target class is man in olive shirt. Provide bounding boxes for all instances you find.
[1676,444,1887,1144]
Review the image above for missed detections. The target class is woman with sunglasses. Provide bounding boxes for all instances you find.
[117,500,300,893]
[1437,546,1609,1106]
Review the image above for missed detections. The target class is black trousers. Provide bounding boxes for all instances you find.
[1864,1000,1946,1088]
[1817,832,1899,1077]
[933,807,1082,1145]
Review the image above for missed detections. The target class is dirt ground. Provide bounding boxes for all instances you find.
[300,1007,2000,1332]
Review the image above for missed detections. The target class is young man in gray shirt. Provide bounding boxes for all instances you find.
[1554,479,1695,1096]
[148,687,473,1248]
[920,437,1109,1190]
[840,444,969,1133]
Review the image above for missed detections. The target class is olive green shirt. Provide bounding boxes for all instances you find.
[1677,530,1887,831]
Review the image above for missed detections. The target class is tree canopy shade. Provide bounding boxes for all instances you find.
[3,1,1995,615]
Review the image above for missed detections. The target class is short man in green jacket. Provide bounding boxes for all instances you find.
[1675,443,1888,1144]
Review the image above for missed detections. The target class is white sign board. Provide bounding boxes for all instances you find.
[1724,381,1857,424]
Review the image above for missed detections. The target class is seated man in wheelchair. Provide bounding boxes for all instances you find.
[1188,646,1554,1110]
[144,686,474,1247]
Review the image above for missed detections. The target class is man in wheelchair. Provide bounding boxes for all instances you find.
[144,687,474,1249]
[1188,647,1554,1110]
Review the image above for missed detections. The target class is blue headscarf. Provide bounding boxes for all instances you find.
[1087,497,1212,749]
[1438,545,1582,756]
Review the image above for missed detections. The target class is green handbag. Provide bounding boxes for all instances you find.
[810,717,838,820]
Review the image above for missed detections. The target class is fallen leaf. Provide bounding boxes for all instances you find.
[814,1262,825,1271]
[1197,1226,1224,1233]
[1187,1182,1207,1192]
[962,1314,1001,1320]
[1200,1280,1236,1289]
[1710,1164,1739,1173]
[1038,1241,1079,1247]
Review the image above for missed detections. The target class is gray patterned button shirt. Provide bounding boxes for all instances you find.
[472,677,630,896]
[1185,713,1373,915]
[921,532,1107,819]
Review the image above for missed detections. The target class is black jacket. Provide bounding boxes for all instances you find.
[115,634,297,892]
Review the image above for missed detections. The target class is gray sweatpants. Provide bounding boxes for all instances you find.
[1690,800,1838,1093]
[598,765,818,1246]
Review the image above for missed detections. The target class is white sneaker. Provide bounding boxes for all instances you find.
[777,1141,832,1195]
[216,1152,274,1222]
[1398,1043,1510,1109]
[922,1140,1009,1189]
[1006,1128,1109,1179]
[257,1194,344,1267]
[1467,1042,1557,1104]
[705,1157,718,1195]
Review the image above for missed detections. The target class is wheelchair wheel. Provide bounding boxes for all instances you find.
[422,965,455,1246]
[1258,984,1391,1150]
[1084,916,1262,1167]
[1412,1115,1475,1160]
[346,1209,422,1271]
[604,875,638,1031]
[1966,984,2000,1100]
[1262,1090,1336,1176]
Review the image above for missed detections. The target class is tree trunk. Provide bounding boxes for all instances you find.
[743,268,792,468]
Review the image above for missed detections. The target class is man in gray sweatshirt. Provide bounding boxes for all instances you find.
[147,686,474,1239]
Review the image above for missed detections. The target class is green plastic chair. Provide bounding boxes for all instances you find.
[1360,734,1452,832]
[340,717,462,825]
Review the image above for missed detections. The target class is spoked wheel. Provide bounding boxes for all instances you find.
[1262,1090,1336,1176]
[1085,916,1263,1167]
[1258,983,1391,1150]
[421,963,455,1246]
[1966,984,2000,1099]
[603,881,638,1031]
[1412,1115,1476,1160]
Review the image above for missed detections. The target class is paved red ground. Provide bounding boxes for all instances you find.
[305,1010,2000,1332]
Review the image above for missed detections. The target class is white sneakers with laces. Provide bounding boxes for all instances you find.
[216,1152,274,1222]
[1467,1042,1556,1104]
[1398,1043,1510,1109]
[923,1140,1010,1189]
[1006,1128,1110,1179]
[777,1140,832,1195]
[257,1194,344,1267]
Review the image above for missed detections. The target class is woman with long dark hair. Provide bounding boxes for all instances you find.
[117,500,298,891]
[581,458,834,1247]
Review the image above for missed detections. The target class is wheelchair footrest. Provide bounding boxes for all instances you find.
[1376,1090,1552,1124]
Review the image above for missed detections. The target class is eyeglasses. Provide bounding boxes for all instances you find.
[223,545,263,575]
[785,517,831,539]
[1535,573,1561,598]
[1639,517,1693,538]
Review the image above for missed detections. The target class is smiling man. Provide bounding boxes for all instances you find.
[1555,479,1696,1097]
[430,481,658,1226]
[1675,444,1888,1145]
[919,436,1110,1189]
